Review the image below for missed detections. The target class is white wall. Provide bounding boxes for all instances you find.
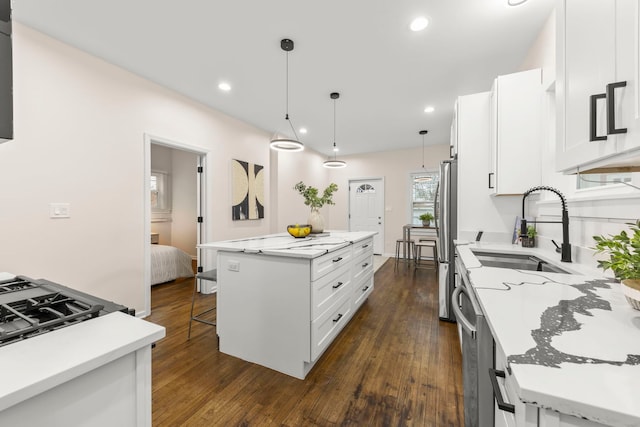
[170,148,198,257]
[0,23,290,314]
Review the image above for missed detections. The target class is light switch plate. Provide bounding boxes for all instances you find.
[50,203,71,218]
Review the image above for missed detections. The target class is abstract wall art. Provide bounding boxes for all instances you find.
[231,159,265,220]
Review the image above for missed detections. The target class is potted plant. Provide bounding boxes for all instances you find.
[293,181,338,234]
[521,225,537,248]
[419,213,434,227]
[593,220,640,310]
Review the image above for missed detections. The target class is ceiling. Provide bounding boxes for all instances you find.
[13,0,554,157]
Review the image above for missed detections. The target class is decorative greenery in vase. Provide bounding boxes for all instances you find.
[419,213,434,226]
[592,220,640,310]
[293,181,338,234]
[520,225,537,248]
[293,181,338,209]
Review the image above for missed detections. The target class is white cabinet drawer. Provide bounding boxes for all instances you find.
[311,295,351,361]
[353,275,373,309]
[311,246,352,281]
[352,238,373,259]
[311,264,351,320]
[352,252,374,284]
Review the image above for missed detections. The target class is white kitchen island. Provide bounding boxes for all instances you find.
[199,231,376,379]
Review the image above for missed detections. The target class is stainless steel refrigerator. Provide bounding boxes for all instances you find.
[435,159,457,322]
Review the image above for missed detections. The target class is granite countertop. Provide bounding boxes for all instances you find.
[199,230,376,259]
[457,242,640,427]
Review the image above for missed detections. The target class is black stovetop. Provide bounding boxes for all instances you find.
[0,276,129,347]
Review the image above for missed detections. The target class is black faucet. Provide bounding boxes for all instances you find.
[521,186,572,263]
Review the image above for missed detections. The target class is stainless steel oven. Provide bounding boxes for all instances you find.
[453,257,494,427]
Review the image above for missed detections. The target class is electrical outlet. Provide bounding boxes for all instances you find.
[228,260,240,272]
[49,203,71,218]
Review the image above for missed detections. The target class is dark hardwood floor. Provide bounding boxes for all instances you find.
[148,258,464,426]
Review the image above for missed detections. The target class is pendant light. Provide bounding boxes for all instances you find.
[419,130,428,168]
[270,38,304,152]
[323,92,347,168]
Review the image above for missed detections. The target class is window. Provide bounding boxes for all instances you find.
[151,170,171,213]
[410,171,439,225]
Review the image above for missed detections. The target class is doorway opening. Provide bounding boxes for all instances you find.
[143,134,207,317]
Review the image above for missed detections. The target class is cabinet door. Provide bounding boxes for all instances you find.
[491,69,542,195]
[557,0,640,172]
[615,0,640,155]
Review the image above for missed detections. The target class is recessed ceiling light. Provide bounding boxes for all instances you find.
[299,127,308,134]
[218,82,231,91]
[424,106,435,113]
[410,17,429,32]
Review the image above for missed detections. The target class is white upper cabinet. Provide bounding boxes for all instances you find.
[489,68,543,195]
[556,0,640,172]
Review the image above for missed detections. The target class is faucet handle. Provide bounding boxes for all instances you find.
[551,239,562,253]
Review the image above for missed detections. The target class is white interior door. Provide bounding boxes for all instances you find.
[349,178,384,254]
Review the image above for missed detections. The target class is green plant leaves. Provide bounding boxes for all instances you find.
[294,181,338,209]
[592,220,640,280]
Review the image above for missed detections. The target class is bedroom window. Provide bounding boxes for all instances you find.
[151,170,171,213]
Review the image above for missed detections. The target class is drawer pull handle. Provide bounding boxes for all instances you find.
[362,286,369,292]
[332,257,343,263]
[489,369,515,414]
[332,281,344,289]
[333,313,343,323]
[362,244,369,248]
[362,263,369,268]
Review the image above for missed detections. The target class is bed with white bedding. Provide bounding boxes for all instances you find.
[151,244,195,285]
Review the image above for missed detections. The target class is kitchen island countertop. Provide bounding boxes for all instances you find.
[457,242,640,426]
[199,230,375,258]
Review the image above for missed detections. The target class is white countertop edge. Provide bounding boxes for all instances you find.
[513,376,639,427]
[0,311,165,412]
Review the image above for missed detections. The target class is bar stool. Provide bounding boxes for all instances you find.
[395,238,416,268]
[415,238,438,270]
[188,268,217,339]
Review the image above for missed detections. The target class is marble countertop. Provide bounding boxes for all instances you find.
[457,242,640,427]
[199,230,376,259]
[0,310,165,412]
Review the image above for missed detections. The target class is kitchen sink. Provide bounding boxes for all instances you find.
[471,250,573,274]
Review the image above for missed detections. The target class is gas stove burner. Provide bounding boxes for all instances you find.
[0,276,130,347]
[0,277,39,294]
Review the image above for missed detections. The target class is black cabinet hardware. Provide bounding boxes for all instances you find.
[362,263,369,268]
[362,286,369,292]
[362,244,369,248]
[332,257,343,263]
[489,369,515,414]
[332,281,344,289]
[488,173,494,189]
[332,313,343,323]
[606,81,627,135]
[589,93,607,141]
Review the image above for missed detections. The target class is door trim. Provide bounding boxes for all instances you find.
[143,133,208,317]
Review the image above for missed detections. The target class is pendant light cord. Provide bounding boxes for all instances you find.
[284,50,299,141]
[333,97,337,160]
[422,134,425,169]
